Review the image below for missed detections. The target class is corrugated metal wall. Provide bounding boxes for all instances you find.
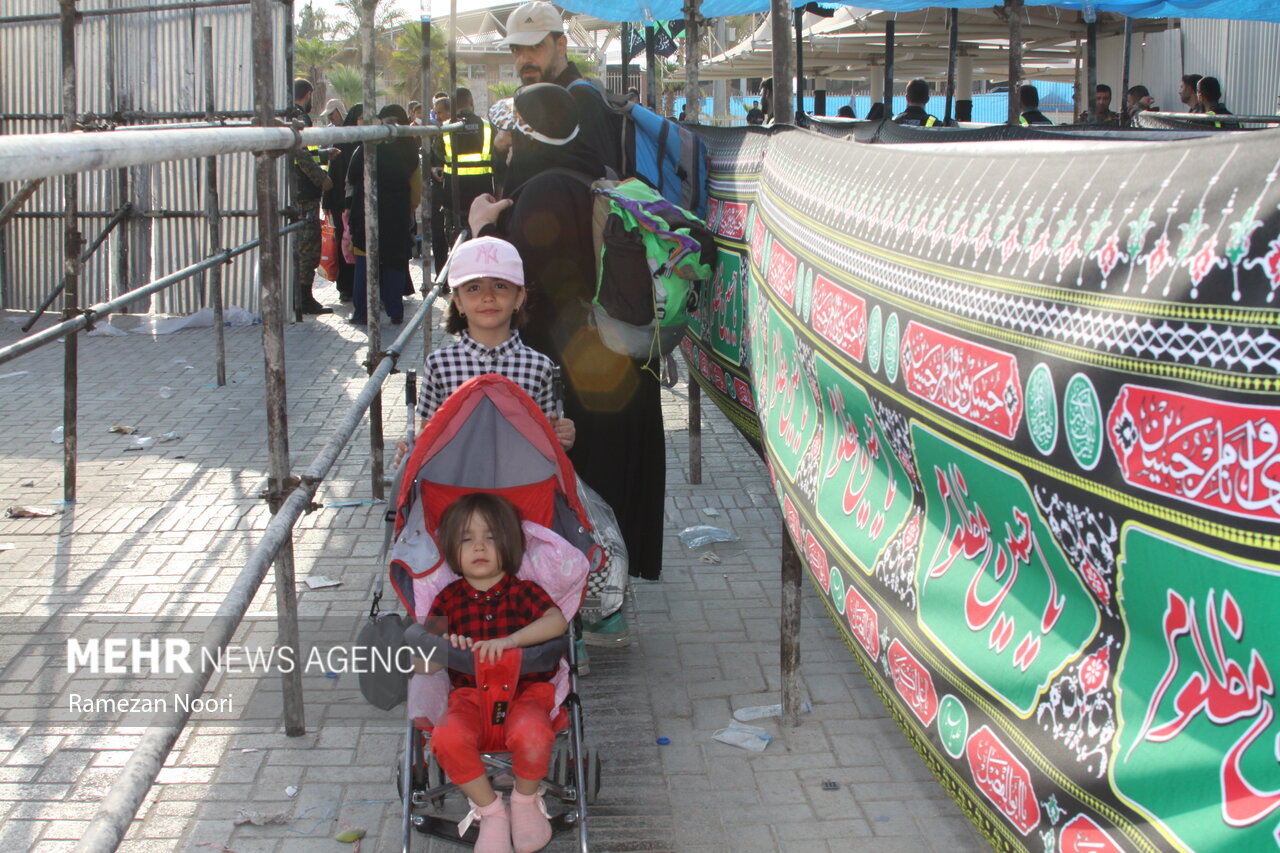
[0,0,288,315]
[1182,19,1280,117]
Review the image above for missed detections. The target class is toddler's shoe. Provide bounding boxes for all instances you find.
[465,795,512,853]
[509,789,552,853]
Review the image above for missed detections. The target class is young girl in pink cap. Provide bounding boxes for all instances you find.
[397,236,574,460]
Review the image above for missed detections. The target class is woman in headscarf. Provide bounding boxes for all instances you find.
[324,103,362,303]
[470,83,667,585]
[346,103,422,325]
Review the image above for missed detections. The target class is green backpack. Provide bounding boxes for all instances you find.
[585,177,716,361]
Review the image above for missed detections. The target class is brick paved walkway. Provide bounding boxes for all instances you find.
[0,276,988,853]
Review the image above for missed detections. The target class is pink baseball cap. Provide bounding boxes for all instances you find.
[447,237,525,289]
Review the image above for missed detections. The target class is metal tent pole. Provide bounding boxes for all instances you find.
[768,0,801,733]
[361,0,385,502]
[251,0,306,738]
[1085,20,1097,122]
[769,0,794,124]
[204,26,228,387]
[684,0,701,121]
[781,524,803,726]
[883,20,894,115]
[645,23,656,110]
[621,22,631,93]
[1120,17,1133,126]
[689,377,701,484]
[793,7,804,122]
[448,0,457,110]
[60,0,83,504]
[1006,0,1022,125]
[419,5,433,307]
[945,8,958,123]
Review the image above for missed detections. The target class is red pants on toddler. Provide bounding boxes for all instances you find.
[430,681,557,784]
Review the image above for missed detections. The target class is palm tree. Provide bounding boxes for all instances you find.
[295,37,344,112]
[330,0,407,52]
[296,2,332,40]
[383,20,449,106]
[489,82,520,102]
[326,64,369,108]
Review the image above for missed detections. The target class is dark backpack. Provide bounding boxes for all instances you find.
[568,78,710,219]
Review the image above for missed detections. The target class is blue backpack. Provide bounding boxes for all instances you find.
[568,78,710,219]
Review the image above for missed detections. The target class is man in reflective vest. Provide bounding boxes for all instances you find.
[893,79,939,127]
[1018,84,1053,126]
[1197,76,1235,129]
[434,87,494,248]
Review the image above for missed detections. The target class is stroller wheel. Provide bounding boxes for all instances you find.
[565,744,601,805]
[661,353,679,388]
[549,741,572,792]
[397,729,429,800]
[585,747,602,805]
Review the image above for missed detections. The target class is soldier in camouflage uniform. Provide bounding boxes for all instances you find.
[291,79,333,315]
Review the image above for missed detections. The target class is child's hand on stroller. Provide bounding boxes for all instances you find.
[471,636,517,664]
[551,415,575,449]
[392,439,410,469]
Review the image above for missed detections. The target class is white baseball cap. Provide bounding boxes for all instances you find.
[503,1,563,46]
[447,237,525,289]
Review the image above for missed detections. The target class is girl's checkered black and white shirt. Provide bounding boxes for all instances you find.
[415,330,557,421]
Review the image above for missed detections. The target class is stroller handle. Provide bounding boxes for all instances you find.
[402,623,570,675]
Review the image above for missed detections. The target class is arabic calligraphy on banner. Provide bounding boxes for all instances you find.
[914,425,1100,716]
[1112,526,1280,852]
[682,124,1280,853]
[1107,385,1280,522]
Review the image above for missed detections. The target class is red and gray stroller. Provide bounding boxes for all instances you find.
[388,374,602,852]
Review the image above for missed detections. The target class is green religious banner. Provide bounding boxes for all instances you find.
[684,124,1280,853]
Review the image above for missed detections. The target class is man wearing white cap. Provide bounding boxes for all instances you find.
[502,0,619,175]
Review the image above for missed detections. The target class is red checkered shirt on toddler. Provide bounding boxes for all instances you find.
[424,573,558,690]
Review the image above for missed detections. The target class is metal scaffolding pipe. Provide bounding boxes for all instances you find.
[0,224,302,368]
[251,0,306,740]
[21,203,130,332]
[361,0,386,502]
[204,26,228,387]
[72,286,442,853]
[0,178,45,231]
[61,0,82,504]
[0,0,249,24]
[0,123,446,185]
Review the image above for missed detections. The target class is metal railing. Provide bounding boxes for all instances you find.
[0,2,464,850]
[73,285,444,853]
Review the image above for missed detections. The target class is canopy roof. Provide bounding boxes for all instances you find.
[562,0,1280,24]
[686,5,1166,81]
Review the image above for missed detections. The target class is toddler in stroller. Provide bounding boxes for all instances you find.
[390,373,602,853]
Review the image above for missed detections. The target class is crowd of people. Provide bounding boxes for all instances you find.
[736,73,1236,128]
